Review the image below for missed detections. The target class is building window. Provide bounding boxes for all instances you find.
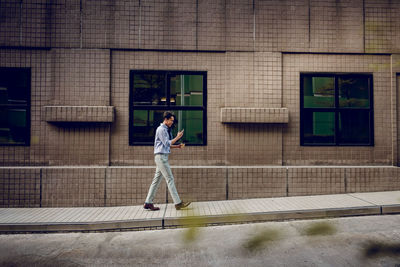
[129,70,207,146]
[0,68,31,146]
[300,73,373,146]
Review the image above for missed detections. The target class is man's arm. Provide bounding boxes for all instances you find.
[170,129,184,145]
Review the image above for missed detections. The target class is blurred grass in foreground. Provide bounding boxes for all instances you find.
[243,228,282,252]
[301,221,337,236]
[179,212,246,245]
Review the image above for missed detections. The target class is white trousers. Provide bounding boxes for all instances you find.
[145,154,182,205]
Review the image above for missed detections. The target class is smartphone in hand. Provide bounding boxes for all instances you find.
[178,129,184,139]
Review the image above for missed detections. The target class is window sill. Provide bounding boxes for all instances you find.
[42,106,114,123]
[221,108,289,124]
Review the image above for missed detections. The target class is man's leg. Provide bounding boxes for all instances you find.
[144,162,163,204]
[157,154,182,205]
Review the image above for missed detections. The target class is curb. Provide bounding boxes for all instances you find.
[0,205,394,234]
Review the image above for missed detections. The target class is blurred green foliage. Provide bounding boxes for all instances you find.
[302,221,337,236]
[243,228,281,252]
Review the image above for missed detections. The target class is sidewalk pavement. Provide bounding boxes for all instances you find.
[0,191,399,233]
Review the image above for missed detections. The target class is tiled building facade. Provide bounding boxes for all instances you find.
[1,0,400,207]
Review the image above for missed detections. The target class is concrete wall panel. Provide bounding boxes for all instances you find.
[140,0,196,50]
[365,0,400,53]
[228,167,287,199]
[226,0,254,51]
[310,0,364,53]
[256,0,309,52]
[346,167,399,192]
[288,167,345,196]
[50,0,81,48]
[0,168,41,207]
[197,0,225,50]
[41,167,105,207]
[106,167,165,206]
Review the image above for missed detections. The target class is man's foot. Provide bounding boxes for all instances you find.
[143,203,160,211]
[175,201,191,210]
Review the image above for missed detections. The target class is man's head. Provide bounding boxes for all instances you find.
[163,111,175,128]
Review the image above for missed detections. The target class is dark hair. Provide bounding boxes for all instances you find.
[163,111,175,121]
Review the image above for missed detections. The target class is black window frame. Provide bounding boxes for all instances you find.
[300,73,374,146]
[0,67,31,146]
[129,70,207,146]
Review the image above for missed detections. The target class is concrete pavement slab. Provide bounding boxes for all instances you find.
[0,205,167,232]
[0,191,399,233]
[163,193,383,227]
[349,191,400,214]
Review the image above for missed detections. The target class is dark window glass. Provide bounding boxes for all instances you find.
[301,73,373,146]
[303,111,335,145]
[339,76,370,108]
[338,110,371,144]
[132,110,164,143]
[303,76,334,108]
[132,73,166,106]
[0,68,30,146]
[130,71,207,146]
[170,74,203,107]
[171,110,204,144]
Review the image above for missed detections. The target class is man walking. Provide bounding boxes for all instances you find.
[143,111,191,211]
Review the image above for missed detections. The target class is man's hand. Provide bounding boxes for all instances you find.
[177,129,184,139]
[171,129,184,145]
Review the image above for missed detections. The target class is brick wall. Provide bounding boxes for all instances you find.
[1,166,399,207]
[0,1,400,206]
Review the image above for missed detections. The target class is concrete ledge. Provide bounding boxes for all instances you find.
[382,205,400,214]
[221,108,289,123]
[163,207,381,228]
[42,106,114,123]
[0,219,163,233]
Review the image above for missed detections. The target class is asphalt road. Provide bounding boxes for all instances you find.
[0,214,400,266]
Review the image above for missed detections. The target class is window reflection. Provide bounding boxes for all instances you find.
[339,76,370,108]
[303,76,334,108]
[171,110,203,144]
[133,73,166,105]
[132,110,163,143]
[303,111,335,145]
[170,75,203,107]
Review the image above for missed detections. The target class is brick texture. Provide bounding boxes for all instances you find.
[365,0,400,53]
[1,166,399,207]
[0,168,41,208]
[346,167,400,193]
[43,106,114,123]
[106,167,166,206]
[41,168,105,207]
[221,108,289,124]
[288,167,345,196]
[0,1,400,207]
[228,167,287,199]
[172,167,226,202]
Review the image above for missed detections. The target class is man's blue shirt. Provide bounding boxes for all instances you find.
[154,123,172,154]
